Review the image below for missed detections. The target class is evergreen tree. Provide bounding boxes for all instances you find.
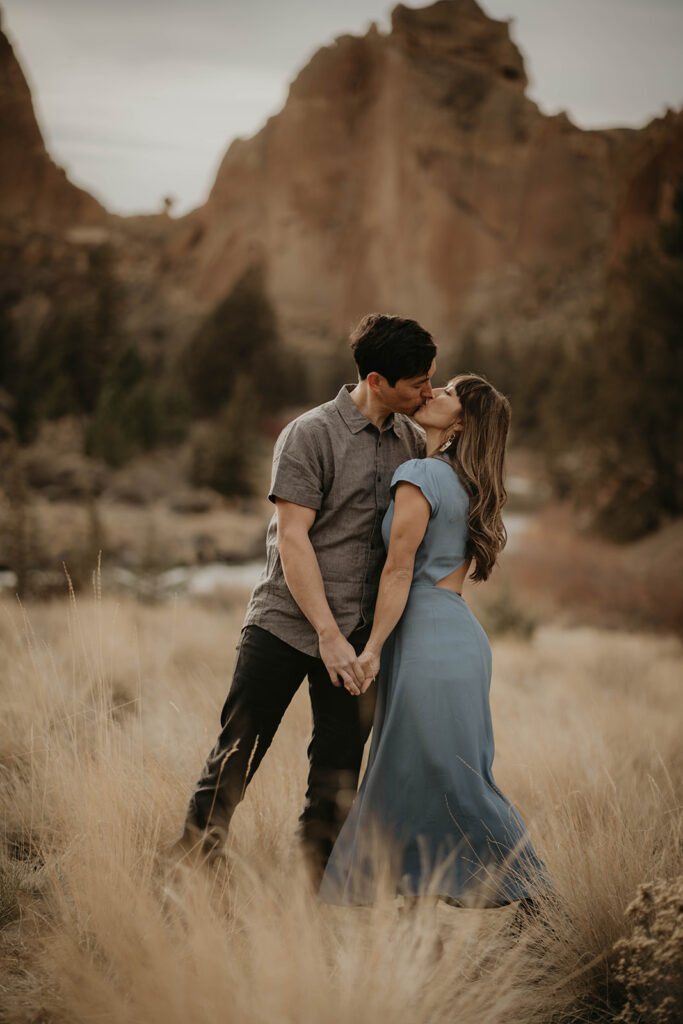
[572,222,683,539]
[455,183,683,540]
[189,376,261,497]
[86,347,161,466]
[181,264,304,415]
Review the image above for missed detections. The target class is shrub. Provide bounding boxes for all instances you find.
[612,875,683,1024]
[0,438,45,597]
[476,581,537,639]
[0,858,23,929]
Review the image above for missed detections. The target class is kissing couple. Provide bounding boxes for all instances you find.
[176,313,548,911]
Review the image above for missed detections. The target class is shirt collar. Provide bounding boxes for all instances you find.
[334,384,400,436]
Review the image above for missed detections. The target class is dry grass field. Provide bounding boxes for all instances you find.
[0,584,681,1024]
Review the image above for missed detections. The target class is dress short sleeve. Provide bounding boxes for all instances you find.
[268,418,324,509]
[390,459,440,515]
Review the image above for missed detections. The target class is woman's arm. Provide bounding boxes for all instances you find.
[358,482,431,692]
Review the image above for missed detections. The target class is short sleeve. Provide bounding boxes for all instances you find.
[390,459,439,515]
[268,417,324,509]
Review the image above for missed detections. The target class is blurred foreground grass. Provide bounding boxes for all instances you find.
[0,591,681,1023]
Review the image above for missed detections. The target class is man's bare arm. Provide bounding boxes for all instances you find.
[276,499,365,693]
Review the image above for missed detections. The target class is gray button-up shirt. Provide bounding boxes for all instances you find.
[242,385,425,656]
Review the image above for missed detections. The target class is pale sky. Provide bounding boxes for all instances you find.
[3,0,682,216]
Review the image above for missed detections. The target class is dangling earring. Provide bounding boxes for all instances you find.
[439,433,457,453]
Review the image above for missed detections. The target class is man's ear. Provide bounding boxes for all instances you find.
[366,371,387,394]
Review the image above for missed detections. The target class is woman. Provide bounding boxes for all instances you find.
[319,374,548,908]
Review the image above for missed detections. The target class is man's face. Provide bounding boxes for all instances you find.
[377,359,436,416]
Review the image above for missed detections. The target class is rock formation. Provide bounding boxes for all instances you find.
[0,10,106,227]
[166,0,683,359]
[0,12,187,414]
[1,0,682,381]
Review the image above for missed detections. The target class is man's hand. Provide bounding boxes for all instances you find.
[358,646,381,694]
[318,630,365,695]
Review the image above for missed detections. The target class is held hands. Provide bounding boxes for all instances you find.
[318,630,382,697]
[357,645,381,694]
[318,629,366,695]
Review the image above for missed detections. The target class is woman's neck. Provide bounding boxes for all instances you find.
[425,427,445,457]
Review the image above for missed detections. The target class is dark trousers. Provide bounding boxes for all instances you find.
[186,624,376,880]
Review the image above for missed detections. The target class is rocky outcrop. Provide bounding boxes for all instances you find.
[0,11,106,227]
[1,0,682,376]
[0,14,185,410]
[167,0,683,358]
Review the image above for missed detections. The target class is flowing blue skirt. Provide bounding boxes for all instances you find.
[320,584,549,906]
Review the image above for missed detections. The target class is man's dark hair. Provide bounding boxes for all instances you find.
[350,314,436,386]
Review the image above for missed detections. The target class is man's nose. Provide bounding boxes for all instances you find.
[422,381,434,398]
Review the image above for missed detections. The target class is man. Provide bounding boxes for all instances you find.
[178,313,436,881]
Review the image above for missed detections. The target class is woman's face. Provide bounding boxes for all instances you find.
[414,380,463,432]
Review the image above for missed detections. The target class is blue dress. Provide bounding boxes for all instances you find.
[319,457,548,906]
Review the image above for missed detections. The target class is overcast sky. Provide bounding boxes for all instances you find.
[3,0,682,215]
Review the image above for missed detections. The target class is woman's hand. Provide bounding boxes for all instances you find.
[357,645,381,694]
[319,628,365,693]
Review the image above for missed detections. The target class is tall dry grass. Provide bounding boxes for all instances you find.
[0,587,681,1023]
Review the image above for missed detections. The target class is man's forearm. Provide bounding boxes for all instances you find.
[278,533,339,639]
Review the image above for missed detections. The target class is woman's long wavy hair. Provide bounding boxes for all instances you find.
[441,373,511,582]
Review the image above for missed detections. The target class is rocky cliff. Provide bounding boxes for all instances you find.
[1,0,682,379]
[0,11,107,227]
[167,0,683,359]
[1,0,681,543]
[0,11,188,426]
